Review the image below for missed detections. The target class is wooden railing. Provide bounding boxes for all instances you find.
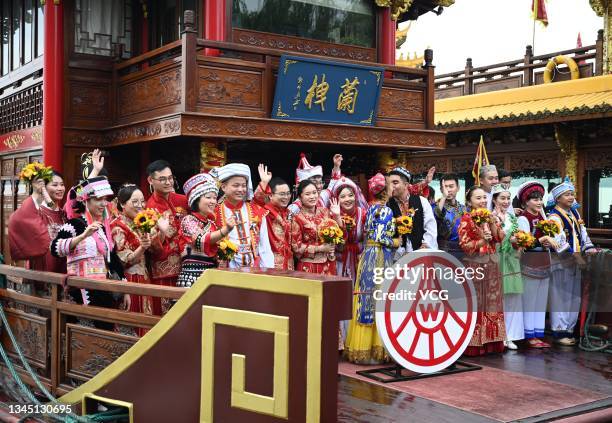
[0,264,185,396]
[107,11,437,130]
[434,29,605,99]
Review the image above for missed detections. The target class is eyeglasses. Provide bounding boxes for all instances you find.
[130,200,146,206]
[152,175,174,184]
[274,192,292,197]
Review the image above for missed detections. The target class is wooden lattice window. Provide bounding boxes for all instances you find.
[0,82,42,133]
[74,0,132,58]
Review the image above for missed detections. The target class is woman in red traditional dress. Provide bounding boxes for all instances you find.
[330,177,367,280]
[459,186,507,356]
[291,180,342,276]
[177,173,235,287]
[9,171,66,275]
[111,184,154,334]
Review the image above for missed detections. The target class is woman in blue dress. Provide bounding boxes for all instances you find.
[345,173,399,364]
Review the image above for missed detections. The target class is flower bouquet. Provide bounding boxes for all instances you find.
[341,215,356,232]
[395,215,413,235]
[217,239,238,261]
[536,219,561,237]
[514,230,536,249]
[133,209,161,234]
[319,221,345,245]
[470,208,492,225]
[19,162,53,184]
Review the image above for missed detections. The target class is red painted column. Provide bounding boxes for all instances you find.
[380,8,396,65]
[42,1,64,173]
[139,6,150,195]
[204,0,226,41]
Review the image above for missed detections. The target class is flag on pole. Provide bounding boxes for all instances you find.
[576,32,586,64]
[472,135,490,186]
[532,0,548,27]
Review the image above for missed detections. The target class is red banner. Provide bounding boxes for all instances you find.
[0,127,43,154]
[532,0,548,27]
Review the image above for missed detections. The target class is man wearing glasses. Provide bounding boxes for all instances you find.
[145,160,189,314]
[255,164,294,270]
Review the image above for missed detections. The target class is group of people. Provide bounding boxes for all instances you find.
[8,150,596,363]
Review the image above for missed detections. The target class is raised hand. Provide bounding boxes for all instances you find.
[333,154,343,169]
[425,166,436,184]
[258,163,272,185]
[83,222,103,238]
[225,214,237,230]
[156,216,170,234]
[329,198,341,216]
[91,149,105,176]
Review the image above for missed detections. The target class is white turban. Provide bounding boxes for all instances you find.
[210,163,253,200]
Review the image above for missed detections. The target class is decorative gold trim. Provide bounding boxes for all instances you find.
[60,270,324,423]
[360,110,374,124]
[276,101,290,117]
[82,393,134,423]
[284,59,298,75]
[200,307,289,421]
[370,71,382,86]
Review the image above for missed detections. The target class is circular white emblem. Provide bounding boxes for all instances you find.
[375,250,477,374]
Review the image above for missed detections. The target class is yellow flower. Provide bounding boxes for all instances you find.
[219,241,227,250]
[322,228,330,236]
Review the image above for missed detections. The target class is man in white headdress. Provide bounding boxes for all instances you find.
[547,179,597,346]
[211,163,274,269]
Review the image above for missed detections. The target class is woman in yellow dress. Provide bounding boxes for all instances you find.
[345,173,399,364]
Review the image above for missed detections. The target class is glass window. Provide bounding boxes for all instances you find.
[585,169,612,228]
[36,0,43,57]
[23,0,32,64]
[74,0,132,58]
[12,0,21,70]
[232,0,375,48]
[1,3,10,76]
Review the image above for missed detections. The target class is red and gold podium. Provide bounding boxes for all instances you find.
[59,269,352,422]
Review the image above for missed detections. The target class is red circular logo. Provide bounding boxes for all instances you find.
[375,251,477,373]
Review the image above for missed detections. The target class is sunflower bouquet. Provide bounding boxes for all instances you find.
[19,162,53,184]
[341,215,356,232]
[470,208,492,225]
[514,230,536,249]
[319,221,345,245]
[536,219,561,237]
[395,215,414,235]
[133,209,161,234]
[217,238,238,261]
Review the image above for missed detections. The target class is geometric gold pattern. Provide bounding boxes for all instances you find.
[200,306,289,422]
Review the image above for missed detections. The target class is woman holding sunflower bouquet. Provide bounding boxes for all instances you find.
[458,186,506,356]
[8,162,66,277]
[345,173,398,364]
[110,184,162,332]
[177,173,236,287]
[291,179,343,276]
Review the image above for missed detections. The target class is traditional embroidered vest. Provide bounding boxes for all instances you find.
[388,195,424,250]
[549,207,584,254]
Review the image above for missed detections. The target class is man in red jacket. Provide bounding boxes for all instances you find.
[145,160,188,314]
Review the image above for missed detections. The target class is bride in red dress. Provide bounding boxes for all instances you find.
[291,179,342,276]
[459,186,506,356]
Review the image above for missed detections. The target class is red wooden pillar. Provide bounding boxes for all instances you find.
[380,8,396,65]
[204,0,226,41]
[140,5,150,194]
[42,0,64,172]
